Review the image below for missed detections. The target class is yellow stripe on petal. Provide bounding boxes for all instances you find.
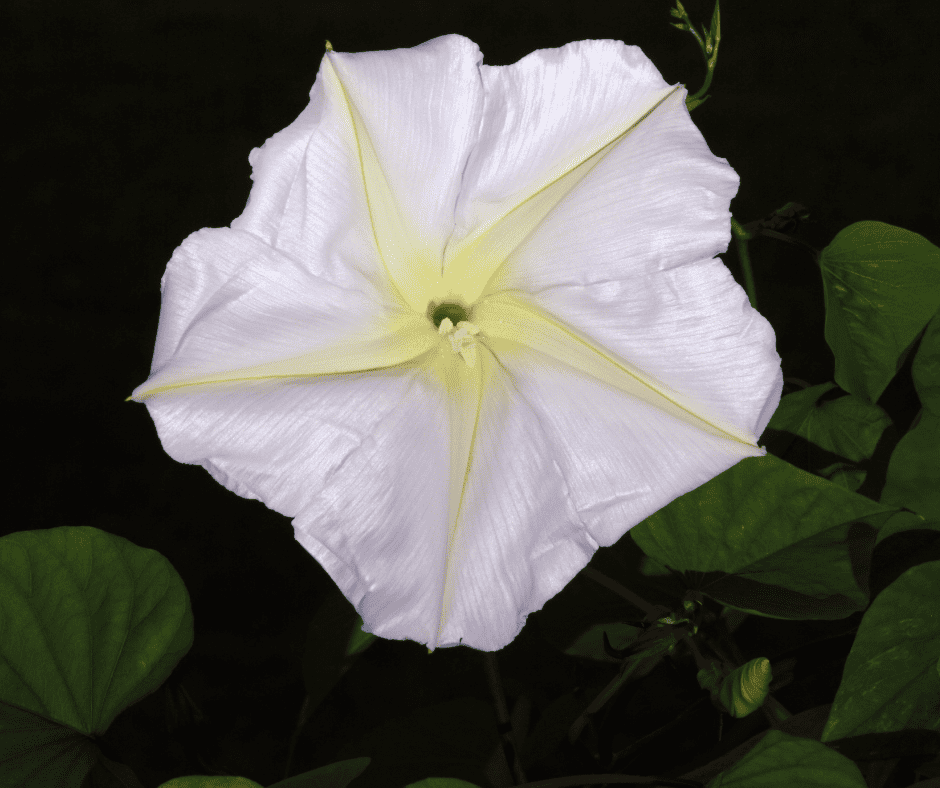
[131,314,438,401]
[441,85,684,307]
[475,291,757,448]
[322,53,440,317]
[422,336,488,651]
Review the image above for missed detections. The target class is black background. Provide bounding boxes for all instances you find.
[4,0,938,784]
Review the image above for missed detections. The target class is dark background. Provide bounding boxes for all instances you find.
[3,0,937,785]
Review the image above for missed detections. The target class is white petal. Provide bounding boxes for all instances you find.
[232,34,485,315]
[438,340,765,650]
[143,340,483,650]
[131,227,436,401]
[446,39,674,267]
[143,362,454,570]
[446,39,779,439]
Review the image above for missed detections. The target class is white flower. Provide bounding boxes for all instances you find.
[131,35,782,652]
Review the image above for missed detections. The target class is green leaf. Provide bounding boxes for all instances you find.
[768,382,891,462]
[268,757,372,788]
[821,465,867,493]
[302,587,376,722]
[0,527,193,788]
[822,560,940,741]
[706,729,866,787]
[881,410,940,518]
[819,221,940,403]
[155,778,263,788]
[881,311,940,518]
[872,509,932,546]
[519,691,585,768]
[83,753,146,788]
[403,780,482,788]
[912,311,940,412]
[155,758,373,788]
[630,455,892,617]
[0,700,99,788]
[563,621,640,662]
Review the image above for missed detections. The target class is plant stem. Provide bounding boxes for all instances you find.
[483,651,527,785]
[731,217,758,309]
[581,567,660,618]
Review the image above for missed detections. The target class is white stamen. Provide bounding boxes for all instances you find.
[438,317,481,368]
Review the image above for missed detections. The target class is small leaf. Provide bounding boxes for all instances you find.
[822,561,940,741]
[911,311,940,412]
[881,410,940,519]
[820,221,940,403]
[564,622,640,662]
[768,382,891,463]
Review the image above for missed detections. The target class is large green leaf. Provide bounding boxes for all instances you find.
[0,526,193,786]
[706,729,866,788]
[630,455,891,616]
[822,560,940,741]
[820,221,940,403]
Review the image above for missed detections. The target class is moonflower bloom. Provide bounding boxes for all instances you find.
[131,35,782,652]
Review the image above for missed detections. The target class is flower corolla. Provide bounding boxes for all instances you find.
[130,35,782,652]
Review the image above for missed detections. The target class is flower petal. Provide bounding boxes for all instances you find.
[131,228,436,401]
[142,340,485,650]
[445,39,675,277]
[232,34,486,315]
[432,339,766,651]
[475,291,757,445]
[447,39,779,438]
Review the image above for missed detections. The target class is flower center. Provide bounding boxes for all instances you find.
[429,301,470,329]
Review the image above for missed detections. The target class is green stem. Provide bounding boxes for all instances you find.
[483,651,527,785]
[283,694,310,780]
[763,693,793,725]
[758,228,821,264]
[687,66,714,103]
[731,217,758,309]
[581,567,660,618]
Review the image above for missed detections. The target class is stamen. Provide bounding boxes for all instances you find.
[438,317,481,368]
